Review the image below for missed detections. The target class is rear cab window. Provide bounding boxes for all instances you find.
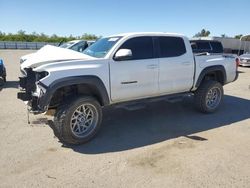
[210,42,223,53]
[196,42,211,51]
[190,40,223,54]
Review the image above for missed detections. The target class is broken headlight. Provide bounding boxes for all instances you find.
[35,71,49,81]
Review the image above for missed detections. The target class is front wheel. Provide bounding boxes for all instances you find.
[194,80,223,113]
[54,96,103,145]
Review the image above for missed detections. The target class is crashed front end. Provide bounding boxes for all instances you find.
[17,68,49,114]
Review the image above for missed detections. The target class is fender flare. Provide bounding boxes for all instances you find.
[195,65,227,88]
[38,76,110,111]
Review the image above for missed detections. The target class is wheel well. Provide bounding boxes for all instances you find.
[201,70,225,85]
[49,84,104,109]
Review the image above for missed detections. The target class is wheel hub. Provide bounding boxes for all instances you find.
[70,104,98,137]
[206,87,221,109]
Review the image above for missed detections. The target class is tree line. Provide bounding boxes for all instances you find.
[194,29,243,39]
[0,29,244,42]
[0,30,99,42]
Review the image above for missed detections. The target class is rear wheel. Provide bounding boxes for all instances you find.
[194,80,223,113]
[54,96,102,145]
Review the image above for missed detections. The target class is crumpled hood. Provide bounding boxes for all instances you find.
[21,45,94,70]
[20,52,36,62]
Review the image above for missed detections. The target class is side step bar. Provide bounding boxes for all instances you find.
[114,92,193,111]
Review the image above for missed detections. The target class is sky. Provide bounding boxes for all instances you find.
[0,0,249,38]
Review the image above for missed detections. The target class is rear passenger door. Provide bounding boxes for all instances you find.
[110,36,159,102]
[158,36,194,94]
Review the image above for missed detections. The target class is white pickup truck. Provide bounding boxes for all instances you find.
[17,32,238,145]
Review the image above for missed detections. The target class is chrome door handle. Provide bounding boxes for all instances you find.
[182,61,191,65]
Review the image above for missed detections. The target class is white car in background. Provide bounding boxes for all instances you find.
[239,53,250,66]
[20,40,95,64]
[239,35,250,66]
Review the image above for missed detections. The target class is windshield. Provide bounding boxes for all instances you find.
[83,36,122,58]
[59,42,75,48]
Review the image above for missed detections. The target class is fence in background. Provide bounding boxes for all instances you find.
[0,41,59,50]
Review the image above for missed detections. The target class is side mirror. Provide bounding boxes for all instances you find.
[114,49,132,61]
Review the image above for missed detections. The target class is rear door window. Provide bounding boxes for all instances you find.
[158,37,186,58]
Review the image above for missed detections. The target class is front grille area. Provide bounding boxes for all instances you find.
[18,68,36,101]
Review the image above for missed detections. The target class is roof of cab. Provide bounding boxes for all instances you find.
[108,32,185,38]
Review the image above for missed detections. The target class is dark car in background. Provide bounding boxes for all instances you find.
[0,59,6,85]
[190,40,224,54]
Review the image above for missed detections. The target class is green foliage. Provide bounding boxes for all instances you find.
[0,30,99,42]
[234,34,243,39]
[194,29,211,37]
[81,33,100,40]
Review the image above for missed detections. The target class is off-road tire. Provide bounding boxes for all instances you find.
[194,80,223,113]
[53,96,102,145]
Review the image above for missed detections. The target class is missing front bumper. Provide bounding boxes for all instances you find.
[17,91,32,101]
[17,68,42,113]
[17,92,42,113]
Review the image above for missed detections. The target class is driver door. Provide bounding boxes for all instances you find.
[110,36,159,102]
